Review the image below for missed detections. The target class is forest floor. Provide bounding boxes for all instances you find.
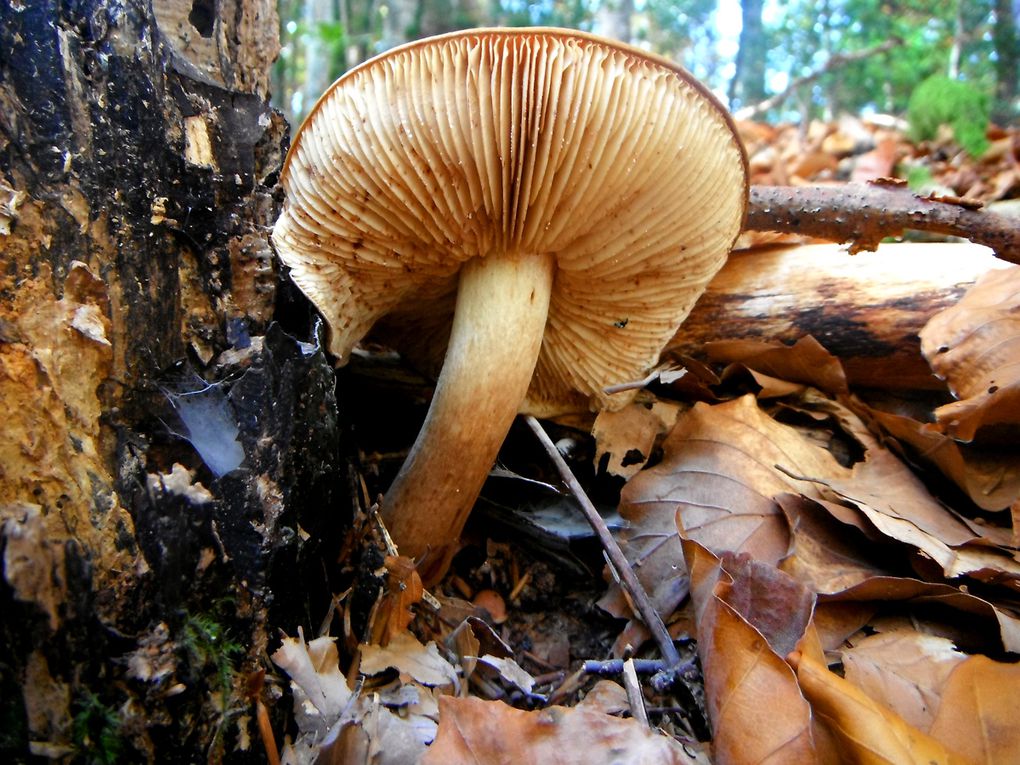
[266,118,1020,764]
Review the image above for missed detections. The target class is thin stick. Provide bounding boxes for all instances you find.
[623,658,649,727]
[524,415,681,667]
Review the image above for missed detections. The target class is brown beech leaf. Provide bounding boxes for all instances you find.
[819,576,1020,653]
[706,336,849,397]
[860,404,1020,514]
[359,631,457,688]
[421,696,696,765]
[606,395,851,643]
[929,655,1020,764]
[620,395,851,584]
[592,400,679,479]
[684,540,819,764]
[920,266,1020,442]
[776,493,890,595]
[811,601,876,653]
[810,440,1020,584]
[840,630,967,733]
[789,651,969,765]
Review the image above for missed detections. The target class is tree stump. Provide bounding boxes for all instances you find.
[1,1,349,760]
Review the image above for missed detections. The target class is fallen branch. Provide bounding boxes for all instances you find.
[671,241,1006,390]
[746,183,1020,265]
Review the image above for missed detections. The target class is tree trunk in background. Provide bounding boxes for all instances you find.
[729,0,767,110]
[993,0,1019,123]
[593,0,634,45]
[300,0,336,119]
[0,1,348,760]
[414,0,483,40]
[948,0,964,78]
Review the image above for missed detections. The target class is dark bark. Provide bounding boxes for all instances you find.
[728,0,766,110]
[993,0,1019,123]
[0,1,351,760]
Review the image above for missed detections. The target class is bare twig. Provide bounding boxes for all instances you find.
[583,658,670,676]
[524,415,681,668]
[734,38,901,120]
[746,183,1020,265]
[623,659,649,727]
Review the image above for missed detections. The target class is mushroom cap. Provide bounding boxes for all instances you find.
[273,27,748,416]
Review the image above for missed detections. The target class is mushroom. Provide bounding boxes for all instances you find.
[273,28,748,579]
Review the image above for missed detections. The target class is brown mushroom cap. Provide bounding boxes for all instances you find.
[273,27,748,417]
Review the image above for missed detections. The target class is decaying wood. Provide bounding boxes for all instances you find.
[670,242,1009,390]
[0,1,348,760]
[746,183,1020,264]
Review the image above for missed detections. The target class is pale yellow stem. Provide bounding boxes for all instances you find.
[380,252,555,579]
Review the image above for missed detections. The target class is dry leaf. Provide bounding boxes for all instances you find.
[474,655,536,693]
[592,400,679,478]
[789,651,968,764]
[421,696,696,765]
[576,679,629,715]
[928,655,1020,764]
[706,336,848,397]
[816,446,1020,584]
[840,630,967,733]
[850,137,899,182]
[372,555,425,645]
[272,631,352,741]
[860,404,1020,513]
[621,394,851,575]
[819,576,1020,654]
[359,631,457,688]
[777,493,890,594]
[274,630,437,765]
[684,540,819,764]
[920,266,1020,442]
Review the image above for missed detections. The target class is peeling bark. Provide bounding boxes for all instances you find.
[1,1,348,761]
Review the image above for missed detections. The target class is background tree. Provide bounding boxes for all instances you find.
[729,0,767,109]
[993,0,1019,122]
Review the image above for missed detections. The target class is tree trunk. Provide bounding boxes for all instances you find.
[0,1,349,761]
[301,0,337,120]
[593,0,634,45]
[993,0,1019,123]
[729,0,767,109]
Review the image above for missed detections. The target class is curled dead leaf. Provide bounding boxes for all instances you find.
[684,540,819,764]
[920,266,1020,442]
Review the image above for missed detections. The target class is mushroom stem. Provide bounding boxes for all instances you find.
[380,252,555,579]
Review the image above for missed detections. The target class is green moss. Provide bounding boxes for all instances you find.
[908,75,990,157]
[180,612,243,703]
[71,691,123,765]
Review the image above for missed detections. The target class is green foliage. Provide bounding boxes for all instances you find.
[180,611,243,702]
[271,0,1014,127]
[904,163,935,191]
[908,75,991,157]
[72,691,123,765]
